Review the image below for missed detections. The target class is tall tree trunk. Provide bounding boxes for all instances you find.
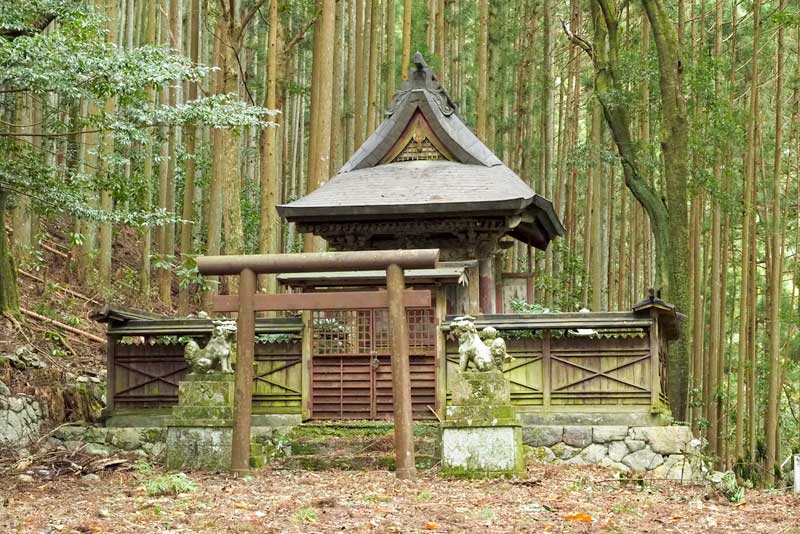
[11,93,32,261]
[354,0,366,148]
[0,190,19,317]
[736,0,759,461]
[435,0,445,71]
[764,0,786,486]
[401,0,411,79]
[97,0,118,291]
[476,0,488,141]
[178,0,201,314]
[258,0,281,294]
[140,0,158,305]
[304,0,336,253]
[366,0,379,136]
[581,0,691,418]
[589,99,604,310]
[705,0,724,461]
[385,0,395,103]
[203,15,226,309]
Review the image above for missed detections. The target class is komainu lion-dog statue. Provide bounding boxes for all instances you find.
[450,315,510,372]
[184,320,237,374]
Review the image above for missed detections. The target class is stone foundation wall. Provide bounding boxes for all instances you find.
[523,425,701,480]
[49,426,167,460]
[0,389,46,448]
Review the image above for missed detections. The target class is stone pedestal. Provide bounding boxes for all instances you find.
[441,370,525,478]
[166,373,234,470]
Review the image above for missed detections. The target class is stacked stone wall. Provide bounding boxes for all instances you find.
[524,425,701,480]
[0,392,45,448]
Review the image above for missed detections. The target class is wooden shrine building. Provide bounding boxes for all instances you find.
[278,53,564,315]
[96,55,681,426]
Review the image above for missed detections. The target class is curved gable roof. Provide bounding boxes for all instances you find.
[277,53,565,250]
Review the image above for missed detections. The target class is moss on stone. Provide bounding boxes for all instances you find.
[439,466,521,480]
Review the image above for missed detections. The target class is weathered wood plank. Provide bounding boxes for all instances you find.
[214,290,431,312]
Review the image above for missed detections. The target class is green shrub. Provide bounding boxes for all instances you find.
[144,473,197,496]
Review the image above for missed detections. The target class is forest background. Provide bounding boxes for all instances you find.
[1,0,799,488]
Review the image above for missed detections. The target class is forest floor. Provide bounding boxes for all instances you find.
[2,463,799,533]
[1,220,171,395]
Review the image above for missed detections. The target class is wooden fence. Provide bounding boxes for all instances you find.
[97,297,679,420]
[441,310,677,415]
[104,317,303,415]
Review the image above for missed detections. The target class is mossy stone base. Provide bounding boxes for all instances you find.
[165,426,232,470]
[178,374,235,406]
[441,425,525,478]
[450,370,511,406]
[166,374,235,470]
[444,403,516,425]
[168,373,235,427]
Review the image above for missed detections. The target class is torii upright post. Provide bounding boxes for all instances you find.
[386,263,416,479]
[196,250,439,475]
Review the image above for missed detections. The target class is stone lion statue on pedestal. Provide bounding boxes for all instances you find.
[450,316,510,372]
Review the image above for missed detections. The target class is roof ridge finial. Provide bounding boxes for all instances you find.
[413,51,427,71]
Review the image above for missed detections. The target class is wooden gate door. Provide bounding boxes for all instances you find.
[310,308,436,420]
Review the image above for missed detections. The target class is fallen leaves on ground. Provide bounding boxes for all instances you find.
[1,463,799,533]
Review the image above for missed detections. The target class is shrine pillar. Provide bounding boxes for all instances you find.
[478,256,496,314]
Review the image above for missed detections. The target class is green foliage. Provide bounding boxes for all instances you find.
[509,299,557,314]
[0,0,276,229]
[255,333,294,344]
[144,473,196,496]
[292,508,318,522]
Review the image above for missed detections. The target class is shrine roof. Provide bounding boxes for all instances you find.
[279,160,539,217]
[277,53,564,250]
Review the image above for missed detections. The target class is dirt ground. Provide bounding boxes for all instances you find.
[2,463,799,533]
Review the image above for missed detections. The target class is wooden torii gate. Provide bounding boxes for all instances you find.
[196,249,440,479]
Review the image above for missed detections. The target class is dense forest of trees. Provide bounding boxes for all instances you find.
[2,0,800,486]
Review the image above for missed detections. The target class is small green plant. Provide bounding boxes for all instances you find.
[478,508,496,520]
[416,489,433,502]
[292,508,318,522]
[611,501,638,514]
[144,473,196,496]
[360,494,391,504]
[133,460,154,476]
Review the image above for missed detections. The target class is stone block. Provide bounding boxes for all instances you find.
[551,442,580,460]
[592,426,628,443]
[652,454,697,481]
[445,404,516,424]
[108,428,142,451]
[562,426,592,448]
[522,426,563,447]
[624,438,646,452]
[529,446,556,463]
[84,443,111,456]
[441,425,525,477]
[630,426,694,455]
[579,443,608,463]
[621,447,663,472]
[608,441,628,462]
[599,457,630,473]
[449,370,511,406]
[177,376,235,407]
[166,426,232,470]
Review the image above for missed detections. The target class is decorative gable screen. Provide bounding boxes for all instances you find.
[394,135,445,162]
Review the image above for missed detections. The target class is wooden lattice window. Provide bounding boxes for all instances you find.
[381,111,454,164]
[312,308,435,356]
[394,135,445,162]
